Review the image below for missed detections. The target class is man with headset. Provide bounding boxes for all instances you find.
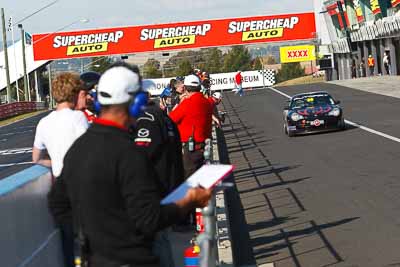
[48,63,211,267]
[78,71,101,123]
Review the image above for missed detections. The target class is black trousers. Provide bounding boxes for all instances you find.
[181,148,204,225]
[88,254,158,267]
[89,254,131,267]
[60,223,75,267]
[182,148,204,179]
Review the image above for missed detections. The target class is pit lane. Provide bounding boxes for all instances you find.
[0,112,49,180]
[220,83,400,267]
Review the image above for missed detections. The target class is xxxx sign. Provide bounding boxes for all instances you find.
[280,45,316,63]
[32,12,316,61]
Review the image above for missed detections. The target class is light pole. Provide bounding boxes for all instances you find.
[1,8,11,103]
[18,24,29,101]
[8,16,20,102]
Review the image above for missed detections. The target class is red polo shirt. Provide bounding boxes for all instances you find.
[235,72,242,85]
[169,92,213,143]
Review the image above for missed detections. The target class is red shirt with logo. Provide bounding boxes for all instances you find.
[169,92,213,143]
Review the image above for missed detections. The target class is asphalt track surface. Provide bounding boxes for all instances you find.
[0,112,49,180]
[219,83,400,267]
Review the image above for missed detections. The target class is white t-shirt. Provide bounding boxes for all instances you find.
[34,108,89,177]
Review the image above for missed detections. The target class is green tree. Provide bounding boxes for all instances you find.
[223,46,252,72]
[203,48,224,74]
[175,60,193,76]
[164,50,204,77]
[252,57,263,70]
[276,62,305,83]
[89,57,113,73]
[143,58,162,78]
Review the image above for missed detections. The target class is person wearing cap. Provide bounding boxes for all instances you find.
[32,72,89,267]
[232,70,244,96]
[159,78,176,114]
[193,68,201,77]
[368,55,375,76]
[78,71,101,123]
[209,92,223,128]
[169,74,214,179]
[175,76,189,103]
[48,63,211,267]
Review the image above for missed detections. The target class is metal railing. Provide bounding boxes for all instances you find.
[198,132,234,267]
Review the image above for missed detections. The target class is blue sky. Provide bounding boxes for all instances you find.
[2,0,316,34]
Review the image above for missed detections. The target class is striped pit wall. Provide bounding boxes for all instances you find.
[0,165,64,267]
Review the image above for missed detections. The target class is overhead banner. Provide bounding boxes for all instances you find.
[280,45,316,63]
[143,70,275,96]
[32,13,316,60]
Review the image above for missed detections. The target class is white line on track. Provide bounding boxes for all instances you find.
[268,86,400,144]
[0,147,33,155]
[0,129,33,136]
[0,161,33,168]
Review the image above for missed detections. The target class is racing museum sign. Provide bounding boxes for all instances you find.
[32,13,316,60]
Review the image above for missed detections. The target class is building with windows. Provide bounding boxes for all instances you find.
[322,0,400,79]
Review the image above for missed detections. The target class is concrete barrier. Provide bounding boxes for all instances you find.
[0,165,64,267]
[212,127,234,267]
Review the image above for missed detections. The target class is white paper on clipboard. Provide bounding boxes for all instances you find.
[161,164,233,205]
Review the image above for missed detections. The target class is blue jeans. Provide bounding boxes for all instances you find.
[236,84,244,96]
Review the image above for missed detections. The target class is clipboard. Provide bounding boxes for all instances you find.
[161,164,234,205]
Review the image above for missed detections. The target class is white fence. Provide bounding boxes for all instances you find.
[143,69,276,96]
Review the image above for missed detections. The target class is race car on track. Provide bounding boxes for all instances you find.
[283,91,345,137]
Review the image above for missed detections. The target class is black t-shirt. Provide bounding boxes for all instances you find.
[133,103,184,197]
[48,123,181,265]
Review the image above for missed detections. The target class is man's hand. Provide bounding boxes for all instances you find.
[186,187,212,208]
[159,102,166,111]
[175,187,212,211]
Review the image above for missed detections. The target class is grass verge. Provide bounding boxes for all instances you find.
[0,110,47,127]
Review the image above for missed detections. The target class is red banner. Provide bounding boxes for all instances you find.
[32,13,316,61]
[0,102,41,119]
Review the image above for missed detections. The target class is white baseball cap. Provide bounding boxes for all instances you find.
[97,67,140,105]
[184,74,201,87]
[212,92,222,100]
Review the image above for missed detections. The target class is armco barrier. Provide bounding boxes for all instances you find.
[0,165,64,267]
